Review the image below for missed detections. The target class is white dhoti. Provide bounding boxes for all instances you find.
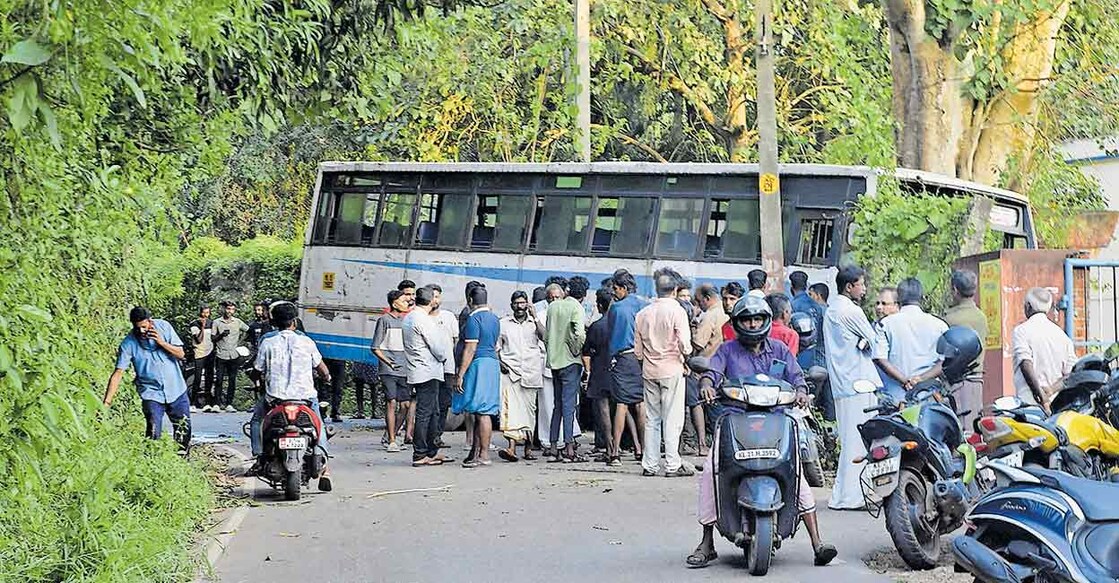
[538,374,580,446]
[828,392,877,510]
[501,374,538,442]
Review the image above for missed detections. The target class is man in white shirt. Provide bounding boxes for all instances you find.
[873,278,949,400]
[403,287,452,467]
[248,302,333,489]
[497,291,545,461]
[823,265,882,510]
[429,284,459,450]
[1012,287,1077,411]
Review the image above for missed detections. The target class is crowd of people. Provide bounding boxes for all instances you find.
[100,258,1080,568]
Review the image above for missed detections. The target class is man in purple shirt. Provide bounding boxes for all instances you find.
[686,296,837,570]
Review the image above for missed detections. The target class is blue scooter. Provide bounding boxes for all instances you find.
[953,458,1119,582]
[690,357,803,576]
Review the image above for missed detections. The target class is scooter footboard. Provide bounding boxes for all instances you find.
[737,476,785,513]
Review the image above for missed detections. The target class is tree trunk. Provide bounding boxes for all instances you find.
[884,0,971,176]
[884,0,1070,187]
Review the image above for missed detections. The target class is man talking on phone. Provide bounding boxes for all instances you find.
[103,306,192,450]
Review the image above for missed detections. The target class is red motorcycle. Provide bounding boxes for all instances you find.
[246,400,330,500]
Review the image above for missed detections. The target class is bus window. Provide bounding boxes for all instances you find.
[378,192,417,247]
[530,196,593,253]
[704,198,760,261]
[415,193,472,248]
[328,192,366,245]
[312,192,333,243]
[592,197,656,256]
[360,193,382,245]
[795,212,836,266]
[472,194,532,251]
[655,198,704,258]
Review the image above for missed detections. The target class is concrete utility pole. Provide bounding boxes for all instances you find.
[755,0,785,290]
[575,0,591,162]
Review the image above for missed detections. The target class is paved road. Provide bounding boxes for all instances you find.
[204,413,898,583]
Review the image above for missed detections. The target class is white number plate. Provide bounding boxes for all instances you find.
[735,448,781,460]
[1002,450,1024,468]
[865,456,900,479]
[278,437,306,450]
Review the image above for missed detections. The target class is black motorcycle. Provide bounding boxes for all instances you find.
[855,378,981,570]
[690,357,804,576]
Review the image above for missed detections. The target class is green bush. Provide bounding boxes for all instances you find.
[850,179,972,314]
[162,236,302,330]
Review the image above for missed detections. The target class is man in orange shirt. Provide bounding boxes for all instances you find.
[766,293,799,357]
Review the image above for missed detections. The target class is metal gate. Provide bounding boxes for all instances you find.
[1062,259,1119,350]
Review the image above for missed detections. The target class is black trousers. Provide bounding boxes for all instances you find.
[191,352,215,407]
[322,360,346,418]
[216,357,239,407]
[412,379,441,460]
[436,375,452,443]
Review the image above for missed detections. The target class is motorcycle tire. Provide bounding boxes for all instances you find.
[283,468,302,501]
[746,513,775,576]
[803,436,825,488]
[884,469,940,570]
[803,458,826,488]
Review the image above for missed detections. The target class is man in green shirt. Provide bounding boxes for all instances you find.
[943,269,988,428]
[545,277,588,462]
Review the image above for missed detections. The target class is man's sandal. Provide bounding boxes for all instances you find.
[686,548,718,568]
[814,544,838,566]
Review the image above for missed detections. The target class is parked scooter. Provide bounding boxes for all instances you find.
[689,357,805,576]
[855,326,984,570]
[244,399,330,500]
[977,395,1104,479]
[952,457,1119,582]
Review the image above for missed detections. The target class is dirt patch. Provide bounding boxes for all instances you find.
[191,444,250,508]
[863,540,972,583]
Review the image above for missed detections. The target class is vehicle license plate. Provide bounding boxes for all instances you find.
[278,437,306,450]
[865,456,900,479]
[735,448,781,460]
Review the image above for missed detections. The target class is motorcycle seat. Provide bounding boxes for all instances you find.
[1085,523,1119,577]
[1033,469,1119,521]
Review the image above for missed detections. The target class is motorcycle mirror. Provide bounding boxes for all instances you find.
[852,379,878,394]
[992,395,1023,411]
[687,356,711,374]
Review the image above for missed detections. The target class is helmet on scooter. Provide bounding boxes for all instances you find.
[789,311,816,352]
[730,295,772,345]
[937,326,982,385]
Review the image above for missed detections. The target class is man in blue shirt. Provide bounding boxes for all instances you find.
[790,271,833,421]
[605,270,649,464]
[103,307,191,450]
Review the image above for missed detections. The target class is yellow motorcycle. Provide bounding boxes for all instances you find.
[977,354,1119,480]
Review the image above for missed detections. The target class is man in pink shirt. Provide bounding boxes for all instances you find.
[634,269,694,477]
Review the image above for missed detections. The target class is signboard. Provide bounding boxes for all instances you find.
[979,260,1002,349]
[759,173,779,195]
[322,272,336,291]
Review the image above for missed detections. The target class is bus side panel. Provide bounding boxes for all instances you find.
[299,245,408,363]
[393,250,521,315]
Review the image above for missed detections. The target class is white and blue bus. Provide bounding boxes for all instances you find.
[298,162,1035,364]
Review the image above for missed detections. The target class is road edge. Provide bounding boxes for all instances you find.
[195,444,253,583]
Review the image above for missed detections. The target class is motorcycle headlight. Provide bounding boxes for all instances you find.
[722,386,748,403]
[744,384,779,407]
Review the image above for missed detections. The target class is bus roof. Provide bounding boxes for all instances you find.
[317,161,1029,206]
